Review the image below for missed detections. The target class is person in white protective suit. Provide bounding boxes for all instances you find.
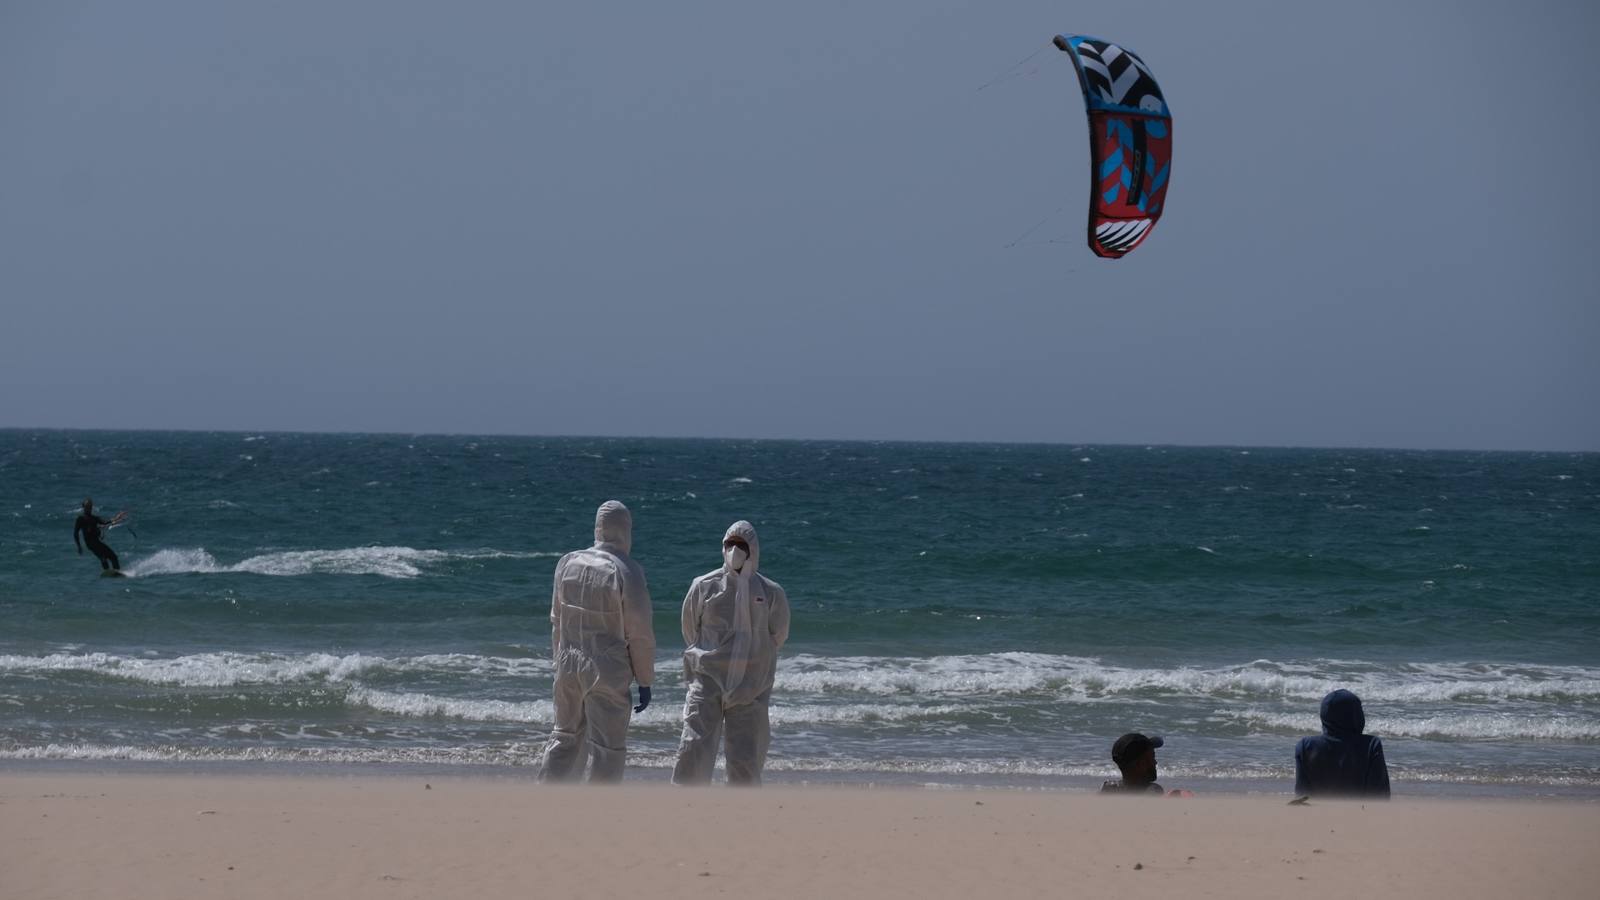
[672,520,791,786]
[537,500,655,783]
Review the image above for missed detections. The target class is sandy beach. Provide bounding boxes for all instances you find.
[3,771,1596,900]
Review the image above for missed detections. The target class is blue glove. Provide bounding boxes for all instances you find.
[633,685,651,714]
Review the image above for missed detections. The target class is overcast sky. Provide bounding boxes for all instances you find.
[2,1,1595,450]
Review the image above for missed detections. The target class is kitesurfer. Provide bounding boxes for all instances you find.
[73,498,121,572]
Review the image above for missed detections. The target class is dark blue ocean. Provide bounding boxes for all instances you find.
[2,430,1597,794]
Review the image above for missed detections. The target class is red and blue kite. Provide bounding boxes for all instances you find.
[1053,35,1172,258]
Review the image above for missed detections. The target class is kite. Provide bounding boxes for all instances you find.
[1053,34,1172,258]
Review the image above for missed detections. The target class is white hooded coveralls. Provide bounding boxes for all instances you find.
[672,520,790,785]
[538,501,654,783]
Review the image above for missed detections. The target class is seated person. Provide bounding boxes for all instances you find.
[1294,689,1391,798]
[1101,732,1167,794]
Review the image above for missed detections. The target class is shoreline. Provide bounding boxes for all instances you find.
[4,770,1597,900]
[2,757,1595,802]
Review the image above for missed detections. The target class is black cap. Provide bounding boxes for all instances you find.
[1111,732,1164,765]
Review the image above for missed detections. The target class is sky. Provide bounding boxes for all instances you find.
[1,1,1596,451]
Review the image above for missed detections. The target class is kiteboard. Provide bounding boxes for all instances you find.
[100,570,127,578]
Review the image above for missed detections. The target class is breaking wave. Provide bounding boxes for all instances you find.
[1225,709,1600,742]
[776,654,1600,703]
[345,687,967,729]
[0,651,550,687]
[8,649,1600,708]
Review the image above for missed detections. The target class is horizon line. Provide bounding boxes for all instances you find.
[1,425,1594,456]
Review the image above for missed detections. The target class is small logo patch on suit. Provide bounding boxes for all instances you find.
[755,595,766,603]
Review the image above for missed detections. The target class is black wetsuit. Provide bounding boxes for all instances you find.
[74,513,119,570]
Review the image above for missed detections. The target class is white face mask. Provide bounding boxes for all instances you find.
[724,544,748,573]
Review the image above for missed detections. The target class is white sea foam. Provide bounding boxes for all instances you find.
[347,688,557,723]
[769,703,970,726]
[345,686,966,729]
[397,654,552,677]
[8,649,1599,745]
[451,549,564,560]
[236,547,446,577]
[1226,709,1600,742]
[0,651,550,687]
[123,548,225,575]
[123,545,549,578]
[776,653,1600,704]
[8,648,1598,707]
[779,652,1075,696]
[0,651,385,686]
[0,742,535,767]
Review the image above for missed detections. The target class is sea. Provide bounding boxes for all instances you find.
[2,430,1597,796]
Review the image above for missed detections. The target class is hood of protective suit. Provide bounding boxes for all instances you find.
[723,520,760,576]
[1320,689,1366,737]
[594,500,633,555]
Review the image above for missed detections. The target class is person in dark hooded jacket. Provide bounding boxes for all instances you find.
[1294,689,1390,798]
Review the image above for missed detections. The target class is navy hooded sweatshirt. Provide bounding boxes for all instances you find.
[1294,689,1391,798]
